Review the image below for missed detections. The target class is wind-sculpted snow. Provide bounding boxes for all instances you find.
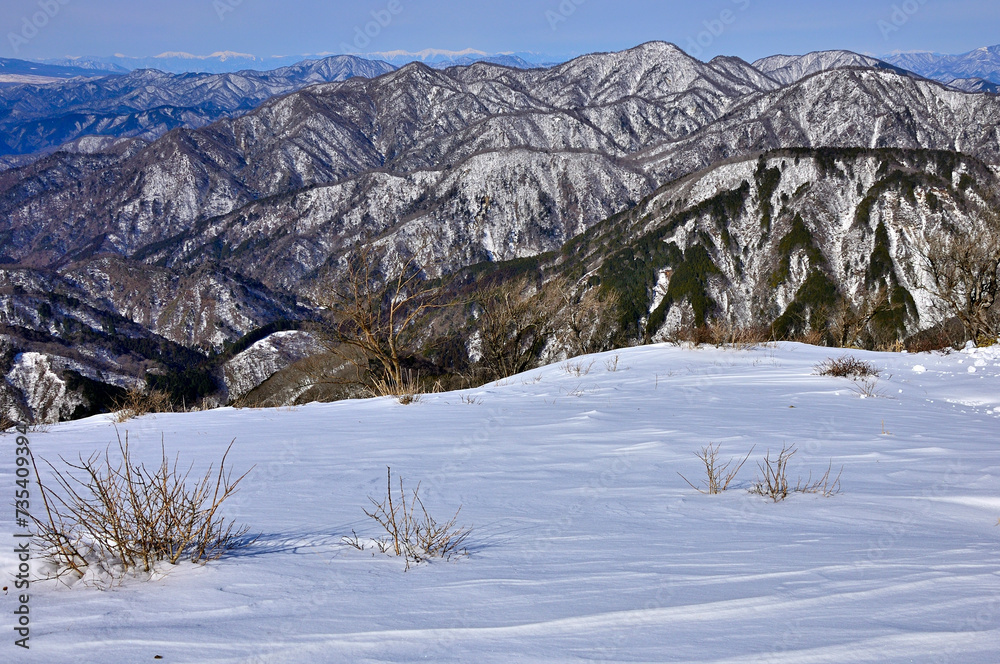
[1,342,997,661]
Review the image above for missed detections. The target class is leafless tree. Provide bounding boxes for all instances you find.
[919,207,1000,345]
[323,239,453,395]
[475,276,558,381]
[556,282,621,357]
[830,285,903,349]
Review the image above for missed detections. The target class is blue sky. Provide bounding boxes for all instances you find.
[3,0,998,62]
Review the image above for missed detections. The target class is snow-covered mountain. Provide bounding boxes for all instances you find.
[359,48,553,68]
[36,51,297,75]
[554,147,995,343]
[2,41,1000,423]
[0,55,396,158]
[946,77,1000,94]
[35,49,557,75]
[752,50,907,85]
[883,44,1000,85]
[0,57,120,85]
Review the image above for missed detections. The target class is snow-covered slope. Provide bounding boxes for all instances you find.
[2,341,997,662]
[4,42,1000,424]
[752,50,904,85]
[223,330,323,402]
[550,146,996,345]
[947,77,1000,94]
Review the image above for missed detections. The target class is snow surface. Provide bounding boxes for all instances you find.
[2,342,999,663]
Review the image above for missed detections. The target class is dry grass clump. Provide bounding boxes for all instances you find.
[350,467,471,570]
[29,430,254,585]
[814,355,880,379]
[667,321,774,349]
[749,445,842,502]
[562,359,596,377]
[708,321,774,348]
[0,413,13,432]
[367,369,423,405]
[112,388,173,422]
[678,444,754,494]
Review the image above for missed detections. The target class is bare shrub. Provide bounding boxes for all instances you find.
[0,413,13,433]
[750,445,843,502]
[750,445,795,502]
[28,431,254,585]
[341,530,393,554]
[828,285,912,350]
[604,354,621,372]
[666,321,715,346]
[797,462,843,497]
[678,444,754,494]
[706,320,773,348]
[362,467,471,570]
[905,319,964,353]
[815,355,880,379]
[112,388,173,422]
[851,376,887,399]
[797,328,828,347]
[556,284,622,357]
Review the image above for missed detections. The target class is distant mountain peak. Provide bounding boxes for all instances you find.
[152,50,259,61]
[882,44,1000,85]
[366,48,489,59]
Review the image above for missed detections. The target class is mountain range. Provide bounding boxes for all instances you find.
[358,48,551,68]
[0,58,121,85]
[36,51,302,75]
[32,49,554,76]
[0,55,395,163]
[883,44,1000,85]
[1,41,999,423]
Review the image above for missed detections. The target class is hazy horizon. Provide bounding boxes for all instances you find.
[3,0,998,64]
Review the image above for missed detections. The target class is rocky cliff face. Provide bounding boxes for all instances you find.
[555,147,997,344]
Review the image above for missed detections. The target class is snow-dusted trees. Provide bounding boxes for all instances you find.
[473,277,621,381]
[474,277,559,381]
[920,206,1000,346]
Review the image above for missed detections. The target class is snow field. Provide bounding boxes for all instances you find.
[2,342,998,663]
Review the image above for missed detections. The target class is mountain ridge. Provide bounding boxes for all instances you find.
[883,44,1000,84]
[2,41,999,423]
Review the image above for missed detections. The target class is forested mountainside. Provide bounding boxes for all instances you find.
[2,42,998,423]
